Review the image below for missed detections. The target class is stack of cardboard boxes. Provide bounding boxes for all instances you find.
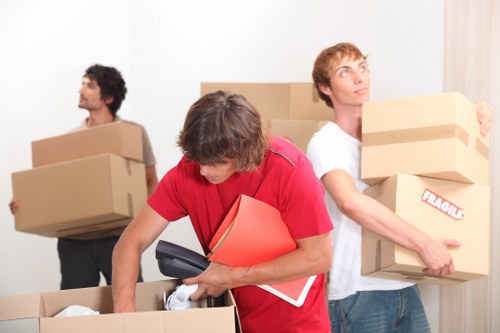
[11,122,148,238]
[360,92,490,286]
[200,82,331,153]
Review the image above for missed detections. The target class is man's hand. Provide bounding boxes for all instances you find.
[8,200,18,214]
[183,262,236,301]
[420,238,460,276]
[476,101,493,136]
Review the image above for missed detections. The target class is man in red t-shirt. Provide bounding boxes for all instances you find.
[112,90,333,332]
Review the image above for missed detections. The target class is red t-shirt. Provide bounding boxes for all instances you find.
[148,137,332,333]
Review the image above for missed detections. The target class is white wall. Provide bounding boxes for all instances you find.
[0,0,443,329]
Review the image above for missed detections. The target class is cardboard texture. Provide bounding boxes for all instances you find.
[11,153,147,237]
[32,122,143,167]
[200,83,331,129]
[209,194,316,307]
[361,92,489,185]
[270,119,327,153]
[361,173,489,286]
[0,280,240,333]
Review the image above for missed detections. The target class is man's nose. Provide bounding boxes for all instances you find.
[199,165,208,176]
[353,71,363,84]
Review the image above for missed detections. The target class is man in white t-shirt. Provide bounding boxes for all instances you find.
[307,42,492,333]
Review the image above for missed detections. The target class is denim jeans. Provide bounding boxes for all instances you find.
[328,285,431,333]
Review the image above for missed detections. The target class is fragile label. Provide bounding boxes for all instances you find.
[421,189,464,220]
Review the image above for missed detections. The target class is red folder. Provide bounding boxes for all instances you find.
[209,194,316,307]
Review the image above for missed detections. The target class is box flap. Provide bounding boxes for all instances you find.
[0,292,43,321]
[41,285,113,317]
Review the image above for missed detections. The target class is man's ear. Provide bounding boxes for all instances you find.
[317,83,331,97]
[104,96,114,105]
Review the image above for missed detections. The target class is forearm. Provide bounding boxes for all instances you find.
[234,233,332,286]
[341,192,457,274]
[112,204,169,312]
[112,233,141,312]
[345,192,432,254]
[186,232,331,298]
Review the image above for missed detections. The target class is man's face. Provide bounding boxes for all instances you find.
[199,159,237,184]
[327,56,371,108]
[78,77,107,111]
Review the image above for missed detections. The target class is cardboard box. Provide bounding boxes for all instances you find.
[0,280,240,333]
[361,92,489,185]
[361,173,489,286]
[270,119,327,153]
[12,153,147,237]
[32,122,143,167]
[200,83,331,128]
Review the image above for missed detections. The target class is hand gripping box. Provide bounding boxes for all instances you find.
[31,121,143,167]
[361,92,489,185]
[0,280,241,333]
[361,173,489,286]
[11,153,147,237]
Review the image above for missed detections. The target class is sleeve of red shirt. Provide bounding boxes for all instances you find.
[279,153,333,240]
[147,159,188,222]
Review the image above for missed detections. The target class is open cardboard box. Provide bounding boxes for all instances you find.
[31,122,143,168]
[361,173,489,286]
[11,153,147,237]
[0,280,240,333]
[361,92,489,185]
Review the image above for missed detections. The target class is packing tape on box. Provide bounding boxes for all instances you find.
[363,124,468,147]
[363,124,489,160]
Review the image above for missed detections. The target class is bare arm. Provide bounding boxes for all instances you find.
[185,231,332,301]
[323,169,459,276]
[112,203,170,312]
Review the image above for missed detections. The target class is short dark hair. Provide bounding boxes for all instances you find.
[84,64,127,115]
[312,42,367,108]
[177,90,269,171]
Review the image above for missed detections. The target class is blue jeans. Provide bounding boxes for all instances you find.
[328,285,431,333]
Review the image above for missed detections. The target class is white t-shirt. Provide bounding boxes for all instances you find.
[307,121,412,300]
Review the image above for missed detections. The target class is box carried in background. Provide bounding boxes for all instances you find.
[361,92,489,185]
[270,119,327,153]
[32,122,143,167]
[11,153,147,238]
[0,280,240,333]
[361,173,489,286]
[200,83,331,129]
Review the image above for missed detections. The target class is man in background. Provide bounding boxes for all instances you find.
[307,42,492,333]
[9,64,158,289]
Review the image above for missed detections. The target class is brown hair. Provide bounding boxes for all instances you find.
[312,42,366,108]
[177,90,269,171]
[84,64,127,115]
